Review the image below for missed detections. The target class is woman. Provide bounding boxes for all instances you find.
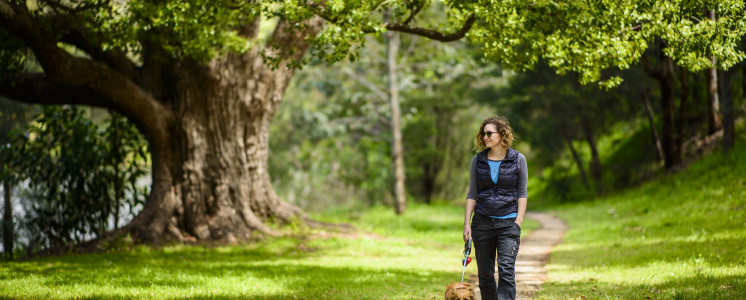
[463,116,528,300]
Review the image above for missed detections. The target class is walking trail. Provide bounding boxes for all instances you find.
[470,212,568,299]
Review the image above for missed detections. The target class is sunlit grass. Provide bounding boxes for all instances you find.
[0,202,539,299]
[537,139,746,299]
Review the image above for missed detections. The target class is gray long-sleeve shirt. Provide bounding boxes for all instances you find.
[466,153,528,200]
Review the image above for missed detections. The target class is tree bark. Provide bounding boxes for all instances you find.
[2,163,13,260]
[385,9,407,215]
[719,69,735,153]
[122,49,320,244]
[564,138,590,191]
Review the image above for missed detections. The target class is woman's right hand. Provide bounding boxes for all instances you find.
[463,225,472,242]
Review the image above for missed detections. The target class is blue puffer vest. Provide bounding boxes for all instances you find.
[474,147,521,217]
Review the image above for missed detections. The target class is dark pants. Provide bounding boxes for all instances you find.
[471,213,521,300]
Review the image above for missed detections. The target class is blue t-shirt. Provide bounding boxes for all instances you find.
[487,159,517,219]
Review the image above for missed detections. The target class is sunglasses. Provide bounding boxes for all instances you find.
[483,131,498,138]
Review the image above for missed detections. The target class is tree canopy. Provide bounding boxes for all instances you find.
[3,1,744,86]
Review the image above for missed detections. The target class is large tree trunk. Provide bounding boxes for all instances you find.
[385,9,407,215]
[109,20,326,245]
[719,69,735,153]
[122,52,312,244]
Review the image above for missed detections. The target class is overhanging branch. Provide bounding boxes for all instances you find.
[305,1,475,42]
[0,1,174,144]
[384,15,475,42]
[0,74,114,108]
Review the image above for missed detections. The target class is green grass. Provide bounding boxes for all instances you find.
[536,138,746,299]
[0,203,538,299]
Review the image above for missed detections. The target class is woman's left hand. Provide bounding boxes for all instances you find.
[514,219,523,228]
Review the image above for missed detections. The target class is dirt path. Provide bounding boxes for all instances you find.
[470,212,568,299]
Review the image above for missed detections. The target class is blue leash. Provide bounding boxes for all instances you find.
[460,238,472,283]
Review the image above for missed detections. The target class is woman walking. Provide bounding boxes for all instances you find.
[463,116,528,300]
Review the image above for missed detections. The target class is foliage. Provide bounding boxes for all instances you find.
[2,106,149,250]
[536,138,746,299]
[7,1,742,87]
[0,203,539,299]
[461,0,746,87]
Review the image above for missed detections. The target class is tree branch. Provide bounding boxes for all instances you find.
[0,1,173,142]
[0,74,113,108]
[384,15,475,42]
[305,1,475,43]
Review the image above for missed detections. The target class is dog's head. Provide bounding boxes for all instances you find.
[444,282,474,300]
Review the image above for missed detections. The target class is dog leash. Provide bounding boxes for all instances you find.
[460,238,472,283]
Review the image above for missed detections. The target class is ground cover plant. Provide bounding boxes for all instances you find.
[0,203,538,299]
[537,139,746,299]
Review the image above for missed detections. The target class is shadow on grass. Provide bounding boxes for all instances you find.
[3,239,460,299]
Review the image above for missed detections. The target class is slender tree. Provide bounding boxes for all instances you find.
[383,9,406,215]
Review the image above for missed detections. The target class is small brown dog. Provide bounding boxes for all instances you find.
[444,282,475,300]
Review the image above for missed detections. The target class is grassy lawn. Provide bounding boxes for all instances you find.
[537,140,746,299]
[0,203,538,299]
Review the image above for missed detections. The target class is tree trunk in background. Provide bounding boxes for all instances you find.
[678,69,687,159]
[565,138,590,190]
[642,91,665,163]
[707,11,723,135]
[719,69,735,153]
[580,117,603,194]
[707,59,723,134]
[2,163,13,260]
[660,53,680,168]
[642,44,680,168]
[385,9,406,214]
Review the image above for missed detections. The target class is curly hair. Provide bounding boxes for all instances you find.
[473,115,514,152]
